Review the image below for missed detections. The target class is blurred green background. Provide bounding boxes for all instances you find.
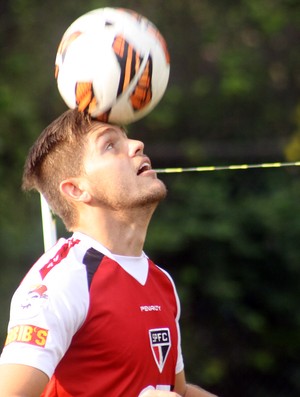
[1,0,300,396]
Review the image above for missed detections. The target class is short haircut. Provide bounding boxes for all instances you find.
[22,109,94,230]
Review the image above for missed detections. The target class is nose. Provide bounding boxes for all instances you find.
[128,138,144,157]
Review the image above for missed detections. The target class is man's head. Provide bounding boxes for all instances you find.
[23,109,166,231]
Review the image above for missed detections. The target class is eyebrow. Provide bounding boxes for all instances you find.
[90,125,127,144]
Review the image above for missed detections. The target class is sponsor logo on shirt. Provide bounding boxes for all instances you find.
[5,324,48,348]
[140,305,161,312]
[149,328,171,373]
[21,284,48,309]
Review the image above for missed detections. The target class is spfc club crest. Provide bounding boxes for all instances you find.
[149,328,171,372]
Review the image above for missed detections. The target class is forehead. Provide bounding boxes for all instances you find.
[87,121,126,140]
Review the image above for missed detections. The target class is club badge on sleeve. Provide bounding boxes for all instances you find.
[11,284,49,320]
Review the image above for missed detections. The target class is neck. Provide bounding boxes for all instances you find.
[74,205,156,256]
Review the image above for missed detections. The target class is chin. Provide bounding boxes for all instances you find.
[142,183,167,206]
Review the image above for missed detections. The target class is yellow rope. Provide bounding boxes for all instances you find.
[154,161,300,173]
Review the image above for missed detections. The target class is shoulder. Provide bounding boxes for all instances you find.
[9,236,92,330]
[149,260,177,287]
[37,236,85,280]
[1,236,94,377]
[148,260,181,316]
[24,234,96,287]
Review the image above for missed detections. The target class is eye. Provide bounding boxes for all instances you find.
[105,142,114,151]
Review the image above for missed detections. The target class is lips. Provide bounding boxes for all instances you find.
[137,159,152,175]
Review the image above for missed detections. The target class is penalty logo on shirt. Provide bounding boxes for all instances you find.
[149,328,171,373]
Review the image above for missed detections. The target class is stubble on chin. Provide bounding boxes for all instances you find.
[140,179,167,206]
[119,179,167,210]
[92,178,167,211]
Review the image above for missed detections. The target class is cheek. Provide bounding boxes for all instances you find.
[84,158,135,196]
[92,168,130,194]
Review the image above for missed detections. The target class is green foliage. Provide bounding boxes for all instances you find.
[147,170,300,396]
[1,1,300,396]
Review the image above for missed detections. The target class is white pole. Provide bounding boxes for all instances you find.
[40,194,57,251]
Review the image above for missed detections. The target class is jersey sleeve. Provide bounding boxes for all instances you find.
[0,242,90,378]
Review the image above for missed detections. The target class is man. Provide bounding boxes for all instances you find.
[0,110,218,397]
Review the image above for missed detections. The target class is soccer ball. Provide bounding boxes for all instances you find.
[55,8,170,125]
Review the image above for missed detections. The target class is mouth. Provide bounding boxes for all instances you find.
[137,159,152,175]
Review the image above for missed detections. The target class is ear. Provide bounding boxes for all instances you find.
[60,179,91,203]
